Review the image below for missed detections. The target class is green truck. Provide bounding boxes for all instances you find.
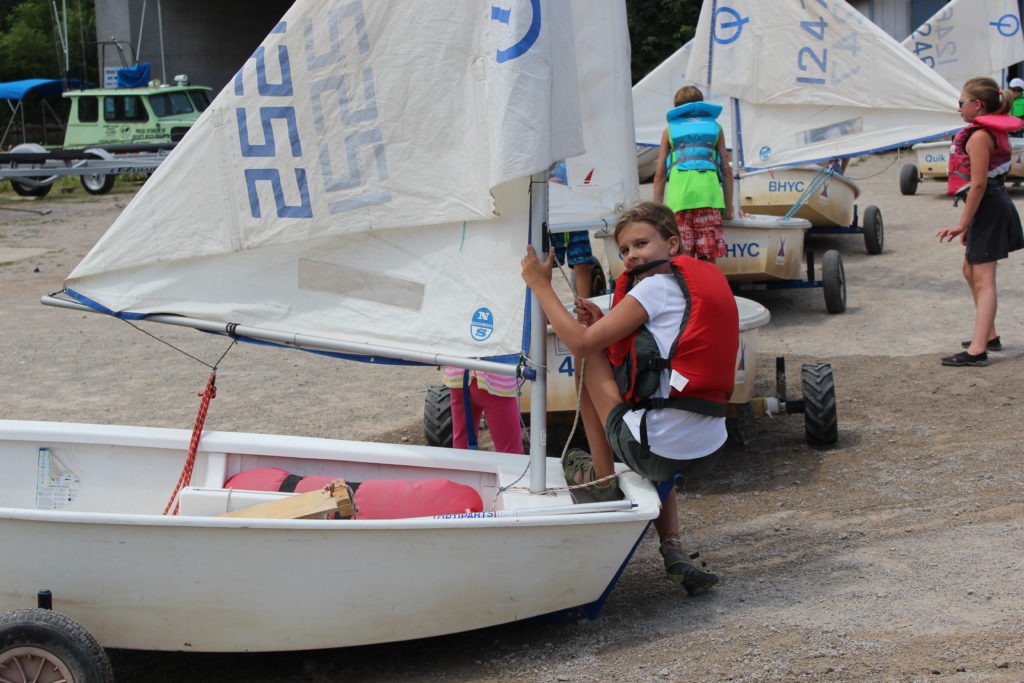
[2,82,211,197]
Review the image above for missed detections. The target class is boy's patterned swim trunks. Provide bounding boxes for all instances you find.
[674,208,727,260]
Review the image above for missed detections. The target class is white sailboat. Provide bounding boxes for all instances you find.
[899,0,1024,194]
[0,0,663,662]
[675,0,963,293]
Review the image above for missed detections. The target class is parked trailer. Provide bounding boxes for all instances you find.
[0,142,173,197]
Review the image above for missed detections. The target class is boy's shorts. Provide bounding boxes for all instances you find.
[605,403,721,483]
[550,230,593,266]
[675,208,728,260]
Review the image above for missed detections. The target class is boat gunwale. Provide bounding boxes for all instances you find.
[0,419,662,529]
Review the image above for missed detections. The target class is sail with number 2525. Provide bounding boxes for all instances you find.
[58,1,584,371]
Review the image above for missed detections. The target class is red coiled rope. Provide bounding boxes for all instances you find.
[163,371,217,515]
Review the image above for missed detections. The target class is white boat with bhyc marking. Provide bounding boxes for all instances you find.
[627,0,969,314]
[0,0,663,672]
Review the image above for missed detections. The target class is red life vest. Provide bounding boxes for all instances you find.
[606,255,739,418]
[947,114,1020,196]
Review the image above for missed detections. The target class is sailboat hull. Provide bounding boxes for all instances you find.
[739,166,860,228]
[0,420,659,652]
[913,138,1024,183]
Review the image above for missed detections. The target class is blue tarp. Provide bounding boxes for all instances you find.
[0,78,85,100]
[116,63,151,88]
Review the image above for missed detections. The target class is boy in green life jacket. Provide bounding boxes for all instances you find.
[652,86,733,263]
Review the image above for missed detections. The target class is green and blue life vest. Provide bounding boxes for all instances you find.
[666,101,723,173]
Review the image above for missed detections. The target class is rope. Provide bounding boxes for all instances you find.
[783,165,834,219]
[163,370,217,515]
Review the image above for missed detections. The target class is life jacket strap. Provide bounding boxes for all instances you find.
[638,396,727,418]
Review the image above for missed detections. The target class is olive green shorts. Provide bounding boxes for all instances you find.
[605,403,721,483]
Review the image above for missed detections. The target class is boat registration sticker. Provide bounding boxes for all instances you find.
[35,448,80,509]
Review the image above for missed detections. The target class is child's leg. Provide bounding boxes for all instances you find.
[966,261,998,354]
[575,351,629,479]
[449,380,479,449]
[478,391,523,454]
[653,487,680,542]
[573,262,592,299]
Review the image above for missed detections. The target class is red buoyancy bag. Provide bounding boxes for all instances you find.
[353,479,483,519]
[223,468,483,519]
[224,467,336,493]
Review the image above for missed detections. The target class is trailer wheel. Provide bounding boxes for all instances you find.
[0,608,113,683]
[570,258,608,297]
[424,384,453,448]
[8,143,53,198]
[801,363,838,446]
[899,163,919,195]
[9,180,52,197]
[822,249,846,314]
[79,148,117,195]
[862,205,883,255]
[80,173,115,195]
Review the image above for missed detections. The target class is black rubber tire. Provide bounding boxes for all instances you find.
[862,205,884,255]
[822,249,846,314]
[899,163,919,196]
[80,173,116,195]
[0,608,114,683]
[423,384,453,448]
[569,259,609,297]
[801,362,838,446]
[589,260,608,296]
[10,179,52,197]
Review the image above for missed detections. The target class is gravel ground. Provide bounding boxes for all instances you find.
[1,151,1022,682]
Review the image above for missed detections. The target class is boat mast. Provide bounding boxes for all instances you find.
[527,171,549,493]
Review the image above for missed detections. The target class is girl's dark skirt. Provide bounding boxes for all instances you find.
[966,185,1024,264]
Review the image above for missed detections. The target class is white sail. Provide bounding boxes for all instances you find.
[632,40,732,149]
[902,0,1024,88]
[549,0,638,227]
[685,0,964,169]
[64,1,585,363]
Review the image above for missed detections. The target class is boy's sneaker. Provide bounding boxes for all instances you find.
[960,336,1002,351]
[941,350,989,367]
[660,543,719,597]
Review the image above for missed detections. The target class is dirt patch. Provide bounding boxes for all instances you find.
[1,152,1022,682]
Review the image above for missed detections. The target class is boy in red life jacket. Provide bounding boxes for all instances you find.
[937,77,1024,366]
[521,202,739,596]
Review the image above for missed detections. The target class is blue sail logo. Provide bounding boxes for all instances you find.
[471,307,495,341]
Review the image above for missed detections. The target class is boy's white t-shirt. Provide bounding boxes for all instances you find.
[620,273,727,460]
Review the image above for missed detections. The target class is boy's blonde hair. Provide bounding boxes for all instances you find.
[613,202,681,243]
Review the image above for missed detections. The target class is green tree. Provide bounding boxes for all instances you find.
[626,0,701,83]
[0,0,96,84]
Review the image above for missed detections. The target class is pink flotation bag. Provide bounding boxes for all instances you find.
[224,467,335,493]
[353,479,483,519]
[224,468,483,519]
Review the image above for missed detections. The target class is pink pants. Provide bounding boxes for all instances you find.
[450,379,524,454]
